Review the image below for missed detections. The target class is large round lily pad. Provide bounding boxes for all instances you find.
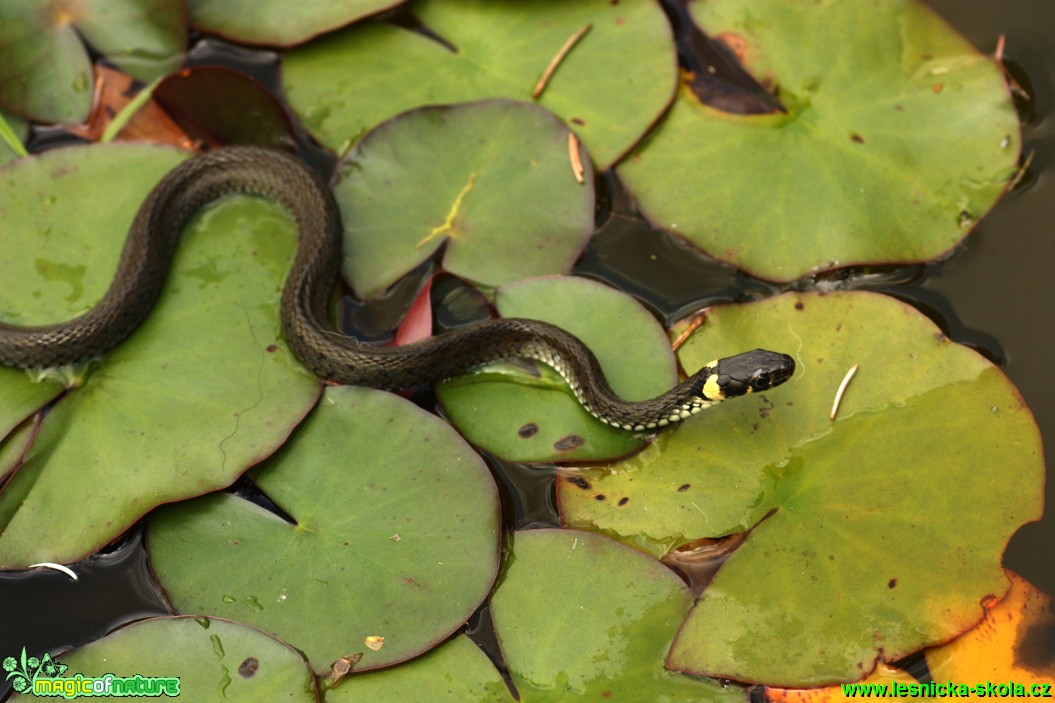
[148,385,501,673]
[0,144,321,567]
[333,100,594,300]
[561,291,1043,685]
[11,616,318,701]
[282,0,677,168]
[490,529,745,701]
[618,0,1020,281]
[436,276,679,463]
[0,0,185,124]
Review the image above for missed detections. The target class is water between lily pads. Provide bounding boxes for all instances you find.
[1,0,1052,693]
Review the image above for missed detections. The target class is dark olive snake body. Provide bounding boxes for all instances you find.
[0,146,794,431]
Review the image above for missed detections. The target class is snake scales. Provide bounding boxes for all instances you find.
[0,146,794,431]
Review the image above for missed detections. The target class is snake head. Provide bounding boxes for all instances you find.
[696,349,795,401]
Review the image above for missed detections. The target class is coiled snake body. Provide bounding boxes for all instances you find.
[0,146,794,431]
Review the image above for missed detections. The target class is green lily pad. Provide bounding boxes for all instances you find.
[0,368,62,443]
[11,616,318,701]
[490,529,745,701]
[0,144,321,567]
[436,276,679,463]
[617,0,1020,281]
[334,100,594,300]
[282,0,676,168]
[189,0,401,47]
[0,110,27,164]
[148,385,501,673]
[0,0,185,124]
[0,419,35,484]
[561,292,1042,685]
[325,635,514,702]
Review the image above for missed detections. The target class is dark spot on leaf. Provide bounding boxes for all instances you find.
[571,117,586,126]
[794,301,804,310]
[850,133,865,144]
[617,497,629,506]
[888,578,897,589]
[554,435,585,451]
[1018,604,1055,672]
[567,476,591,490]
[595,494,606,501]
[518,423,538,438]
[935,332,947,343]
[238,658,259,678]
[677,484,691,492]
[265,344,278,353]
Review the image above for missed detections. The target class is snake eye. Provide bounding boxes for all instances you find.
[750,370,771,391]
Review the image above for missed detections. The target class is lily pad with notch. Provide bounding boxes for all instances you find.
[560,291,1043,686]
[282,0,677,168]
[333,100,595,301]
[148,385,501,673]
[0,144,321,567]
[617,0,1021,281]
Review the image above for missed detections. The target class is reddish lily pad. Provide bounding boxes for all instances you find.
[151,66,295,147]
[618,0,1020,281]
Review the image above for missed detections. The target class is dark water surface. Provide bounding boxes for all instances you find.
[1,0,1052,696]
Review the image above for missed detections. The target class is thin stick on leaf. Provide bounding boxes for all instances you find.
[533,24,592,99]
[830,364,859,421]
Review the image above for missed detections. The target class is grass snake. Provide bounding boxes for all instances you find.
[0,146,794,431]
